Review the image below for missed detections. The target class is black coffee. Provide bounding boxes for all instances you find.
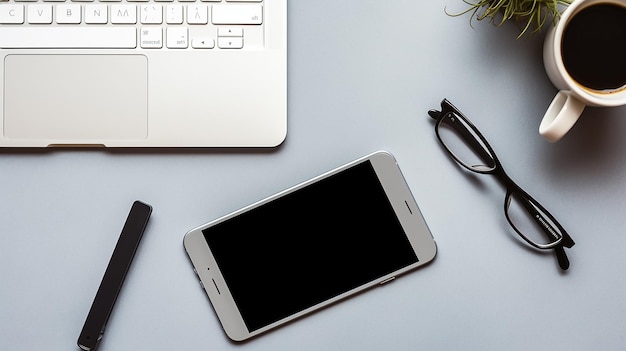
[561,4,626,92]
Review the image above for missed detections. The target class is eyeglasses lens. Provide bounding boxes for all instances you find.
[505,192,563,249]
[437,112,496,172]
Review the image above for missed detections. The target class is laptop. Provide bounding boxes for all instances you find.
[0,0,287,148]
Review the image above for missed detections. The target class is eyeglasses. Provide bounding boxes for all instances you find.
[428,99,575,270]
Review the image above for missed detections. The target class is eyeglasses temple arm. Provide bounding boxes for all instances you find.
[554,245,570,270]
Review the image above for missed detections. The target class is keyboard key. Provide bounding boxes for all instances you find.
[111,4,136,23]
[0,27,137,48]
[212,4,261,25]
[165,4,182,24]
[0,4,24,23]
[27,4,52,23]
[218,27,243,37]
[140,27,162,48]
[56,4,81,23]
[186,4,207,24]
[140,4,162,24]
[191,37,214,49]
[166,27,188,48]
[218,37,243,49]
[84,4,107,24]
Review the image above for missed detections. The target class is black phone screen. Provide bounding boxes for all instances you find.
[202,160,419,332]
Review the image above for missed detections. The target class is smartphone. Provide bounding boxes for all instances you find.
[183,151,437,341]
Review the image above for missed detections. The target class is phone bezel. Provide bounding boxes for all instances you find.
[183,151,437,341]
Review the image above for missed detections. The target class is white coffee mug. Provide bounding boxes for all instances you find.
[541,0,626,142]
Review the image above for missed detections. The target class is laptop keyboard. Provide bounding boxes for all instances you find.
[0,0,264,50]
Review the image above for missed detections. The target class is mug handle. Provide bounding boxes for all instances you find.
[539,91,586,142]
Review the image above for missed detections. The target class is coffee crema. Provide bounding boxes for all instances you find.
[561,3,626,94]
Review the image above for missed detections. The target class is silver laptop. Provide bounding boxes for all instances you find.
[0,0,287,147]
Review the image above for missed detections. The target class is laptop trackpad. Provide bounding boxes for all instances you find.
[4,55,148,143]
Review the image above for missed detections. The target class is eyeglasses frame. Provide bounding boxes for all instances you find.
[428,99,575,270]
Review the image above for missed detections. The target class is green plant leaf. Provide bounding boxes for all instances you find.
[447,0,573,38]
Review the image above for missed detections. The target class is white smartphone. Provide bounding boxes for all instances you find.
[183,151,437,341]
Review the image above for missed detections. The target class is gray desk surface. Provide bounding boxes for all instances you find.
[2,1,626,350]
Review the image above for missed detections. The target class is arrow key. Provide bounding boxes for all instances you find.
[217,37,243,49]
[191,37,215,49]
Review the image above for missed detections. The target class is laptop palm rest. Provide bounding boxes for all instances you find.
[4,55,148,145]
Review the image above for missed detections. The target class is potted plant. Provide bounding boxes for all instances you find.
[451,0,574,37]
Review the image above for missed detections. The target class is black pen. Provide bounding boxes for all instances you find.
[77,201,152,351]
